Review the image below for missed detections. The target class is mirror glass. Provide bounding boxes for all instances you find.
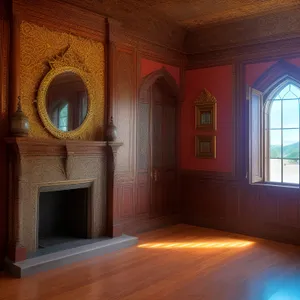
[46,72,88,132]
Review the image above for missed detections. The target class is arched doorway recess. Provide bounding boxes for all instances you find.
[137,68,179,218]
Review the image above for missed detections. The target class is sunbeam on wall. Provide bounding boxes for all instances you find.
[138,241,254,249]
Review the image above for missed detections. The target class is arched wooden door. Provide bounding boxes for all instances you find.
[137,71,178,218]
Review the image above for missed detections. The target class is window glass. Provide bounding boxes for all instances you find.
[268,83,300,184]
[269,100,281,129]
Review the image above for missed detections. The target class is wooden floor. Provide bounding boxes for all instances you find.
[1,224,300,300]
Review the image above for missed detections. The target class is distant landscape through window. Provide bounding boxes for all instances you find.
[268,83,300,184]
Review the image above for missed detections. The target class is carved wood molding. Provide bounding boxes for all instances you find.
[5,137,108,157]
[195,89,217,105]
[187,36,300,69]
[188,46,300,69]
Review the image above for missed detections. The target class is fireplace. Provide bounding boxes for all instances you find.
[4,138,138,277]
[38,186,90,249]
[5,139,122,257]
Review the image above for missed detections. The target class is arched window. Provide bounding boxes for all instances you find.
[248,60,300,186]
[266,82,300,184]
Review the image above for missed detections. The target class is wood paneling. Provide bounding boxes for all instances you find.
[0,0,9,270]
[182,172,300,245]
[60,0,186,52]
[136,173,150,217]
[113,46,136,179]
[111,45,137,231]
[0,0,185,269]
[120,184,135,220]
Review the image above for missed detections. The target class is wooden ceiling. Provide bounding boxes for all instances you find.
[140,0,300,28]
[61,0,300,53]
[66,0,299,28]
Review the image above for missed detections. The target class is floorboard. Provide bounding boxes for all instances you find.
[1,224,300,299]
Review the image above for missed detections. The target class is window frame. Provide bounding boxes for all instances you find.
[249,77,300,188]
[264,79,300,186]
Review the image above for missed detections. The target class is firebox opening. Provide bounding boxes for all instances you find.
[38,187,89,249]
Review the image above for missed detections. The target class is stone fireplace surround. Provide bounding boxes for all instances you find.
[4,138,137,277]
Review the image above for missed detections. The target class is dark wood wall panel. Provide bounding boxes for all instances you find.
[136,90,151,218]
[112,45,137,230]
[113,46,136,179]
[0,0,9,270]
[136,173,150,216]
[182,172,300,245]
[120,184,135,220]
[111,45,183,235]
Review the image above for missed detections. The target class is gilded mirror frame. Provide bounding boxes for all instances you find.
[37,66,94,139]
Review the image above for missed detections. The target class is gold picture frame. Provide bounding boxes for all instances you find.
[195,135,216,159]
[37,66,94,139]
[195,89,217,130]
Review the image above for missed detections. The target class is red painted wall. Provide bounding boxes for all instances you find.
[140,58,180,84]
[181,65,233,172]
[245,58,300,86]
[245,61,276,86]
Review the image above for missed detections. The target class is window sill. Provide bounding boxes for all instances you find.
[251,182,300,189]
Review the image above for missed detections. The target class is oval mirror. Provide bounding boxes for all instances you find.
[46,72,88,132]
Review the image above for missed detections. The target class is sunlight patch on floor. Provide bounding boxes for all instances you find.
[138,241,254,249]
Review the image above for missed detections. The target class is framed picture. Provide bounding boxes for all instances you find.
[195,89,217,130]
[195,104,216,130]
[195,135,216,159]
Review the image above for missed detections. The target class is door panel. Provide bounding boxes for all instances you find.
[152,103,163,169]
[137,101,150,171]
[151,79,177,218]
[137,94,150,217]
[137,76,177,219]
[151,84,164,217]
[163,105,176,168]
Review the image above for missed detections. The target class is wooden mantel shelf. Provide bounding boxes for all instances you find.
[5,137,123,157]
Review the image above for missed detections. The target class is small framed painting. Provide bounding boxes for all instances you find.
[195,135,216,159]
[194,89,217,130]
[195,105,216,130]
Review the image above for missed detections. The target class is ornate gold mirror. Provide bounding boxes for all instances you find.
[37,66,93,139]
